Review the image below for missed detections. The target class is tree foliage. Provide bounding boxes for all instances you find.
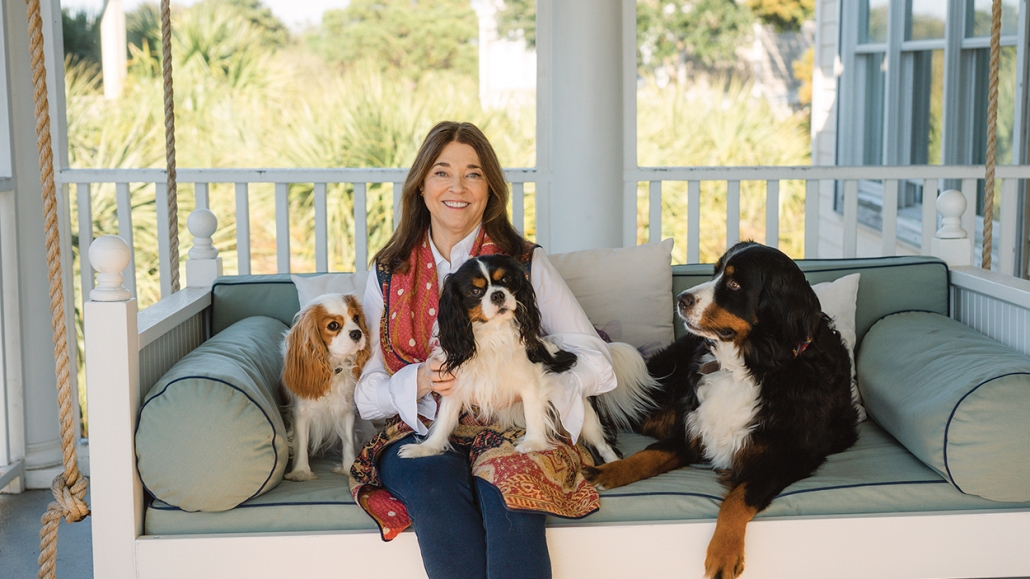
[309,0,478,78]
[62,9,101,68]
[638,0,755,75]
[746,0,814,32]
[496,0,536,48]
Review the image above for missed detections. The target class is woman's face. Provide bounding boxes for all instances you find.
[422,141,489,246]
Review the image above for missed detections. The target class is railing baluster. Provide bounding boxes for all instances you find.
[881,179,899,256]
[921,178,939,255]
[154,182,173,298]
[726,180,740,249]
[76,183,94,303]
[115,182,137,297]
[314,183,328,273]
[194,182,209,210]
[961,178,978,261]
[804,179,819,258]
[512,182,525,235]
[649,180,662,244]
[235,182,251,275]
[765,180,779,249]
[275,183,290,273]
[842,180,858,258]
[1000,178,1018,276]
[688,180,700,263]
[354,182,368,272]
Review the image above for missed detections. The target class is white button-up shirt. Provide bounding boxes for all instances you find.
[355,226,617,442]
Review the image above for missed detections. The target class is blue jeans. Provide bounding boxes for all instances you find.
[378,434,552,579]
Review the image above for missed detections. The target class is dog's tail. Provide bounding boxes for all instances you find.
[591,342,660,433]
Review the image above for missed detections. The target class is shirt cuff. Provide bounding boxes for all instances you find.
[390,364,430,435]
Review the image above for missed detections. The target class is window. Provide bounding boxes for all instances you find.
[836,0,1026,253]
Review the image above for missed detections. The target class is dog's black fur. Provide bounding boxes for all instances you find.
[584,241,859,579]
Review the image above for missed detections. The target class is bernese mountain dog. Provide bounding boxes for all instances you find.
[584,241,859,579]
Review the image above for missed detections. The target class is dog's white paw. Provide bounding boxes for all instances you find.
[515,438,551,454]
[284,469,318,482]
[331,465,351,476]
[397,443,443,459]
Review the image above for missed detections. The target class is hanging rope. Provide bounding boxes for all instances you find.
[161,0,181,292]
[24,0,91,578]
[982,0,1003,269]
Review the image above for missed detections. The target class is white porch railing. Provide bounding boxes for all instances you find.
[59,164,1029,315]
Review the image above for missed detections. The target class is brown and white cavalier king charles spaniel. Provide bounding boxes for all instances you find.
[281,293,372,481]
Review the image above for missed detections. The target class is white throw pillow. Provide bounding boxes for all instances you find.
[811,273,867,421]
[291,271,370,310]
[547,239,674,355]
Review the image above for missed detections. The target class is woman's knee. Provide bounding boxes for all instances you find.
[379,441,472,504]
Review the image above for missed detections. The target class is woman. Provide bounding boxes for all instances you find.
[351,121,617,579]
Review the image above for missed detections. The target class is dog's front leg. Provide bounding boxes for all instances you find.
[579,399,620,463]
[332,409,357,475]
[705,483,756,579]
[398,397,461,458]
[515,384,552,453]
[285,411,317,481]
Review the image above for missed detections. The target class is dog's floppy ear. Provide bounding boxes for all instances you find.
[344,294,373,381]
[749,262,821,367]
[512,270,578,374]
[438,274,477,374]
[283,305,333,399]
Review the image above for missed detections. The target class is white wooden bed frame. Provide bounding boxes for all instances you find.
[84,201,1030,579]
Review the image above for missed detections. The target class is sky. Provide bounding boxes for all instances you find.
[59,0,349,31]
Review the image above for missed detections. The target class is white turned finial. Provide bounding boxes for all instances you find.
[931,189,972,267]
[936,189,967,239]
[88,235,132,302]
[188,208,219,260]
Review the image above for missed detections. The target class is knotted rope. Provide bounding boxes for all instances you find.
[24,0,91,577]
[982,0,1003,269]
[161,0,181,292]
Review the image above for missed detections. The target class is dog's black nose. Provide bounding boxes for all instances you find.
[491,290,506,306]
[349,329,362,342]
[678,292,696,310]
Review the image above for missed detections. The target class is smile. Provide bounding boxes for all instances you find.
[443,200,470,208]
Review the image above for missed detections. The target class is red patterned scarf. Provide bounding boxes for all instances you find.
[377,228,502,375]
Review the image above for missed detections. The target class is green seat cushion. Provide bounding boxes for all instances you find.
[858,311,1030,502]
[136,316,290,512]
[211,274,300,336]
[144,421,1029,535]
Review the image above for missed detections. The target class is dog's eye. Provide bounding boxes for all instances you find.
[352,314,360,324]
[327,321,341,331]
[726,279,741,291]
[469,287,484,297]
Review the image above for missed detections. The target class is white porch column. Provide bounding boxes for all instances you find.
[537,0,625,253]
[2,0,74,489]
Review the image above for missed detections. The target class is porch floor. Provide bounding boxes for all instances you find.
[0,489,93,579]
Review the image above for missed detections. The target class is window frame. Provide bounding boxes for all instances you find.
[836,0,1029,267]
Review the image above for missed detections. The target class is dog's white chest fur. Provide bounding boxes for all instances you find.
[685,341,761,470]
[458,318,554,423]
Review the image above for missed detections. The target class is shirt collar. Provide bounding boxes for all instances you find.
[428,224,482,272]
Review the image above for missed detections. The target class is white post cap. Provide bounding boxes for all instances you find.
[88,235,132,302]
[187,208,219,260]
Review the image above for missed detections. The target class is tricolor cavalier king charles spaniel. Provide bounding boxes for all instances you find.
[281,293,372,481]
[584,241,859,579]
[398,254,657,461]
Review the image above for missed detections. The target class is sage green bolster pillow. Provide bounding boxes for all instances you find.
[136,316,290,512]
[857,311,1030,502]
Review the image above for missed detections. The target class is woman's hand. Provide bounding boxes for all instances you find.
[416,356,457,399]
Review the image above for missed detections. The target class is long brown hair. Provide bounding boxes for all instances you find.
[373,121,528,273]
